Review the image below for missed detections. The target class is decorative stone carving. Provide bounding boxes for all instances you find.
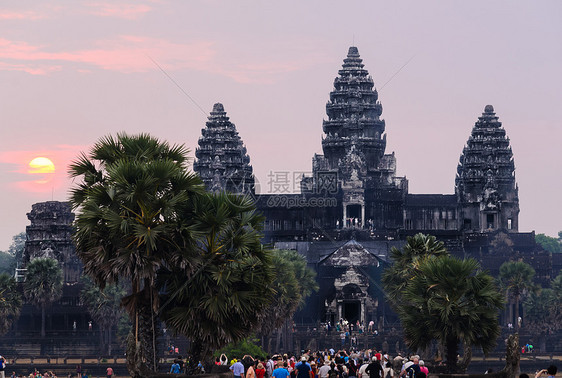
[193,103,255,195]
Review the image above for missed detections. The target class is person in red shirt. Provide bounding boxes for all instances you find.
[106,367,114,378]
[419,361,428,376]
[256,362,266,378]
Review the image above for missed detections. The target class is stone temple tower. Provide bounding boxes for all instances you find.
[455,105,519,232]
[23,201,81,283]
[193,103,255,195]
[301,46,407,230]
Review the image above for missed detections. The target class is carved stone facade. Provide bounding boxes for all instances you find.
[194,46,547,326]
[320,241,380,325]
[193,103,254,195]
[455,105,519,232]
[23,201,81,283]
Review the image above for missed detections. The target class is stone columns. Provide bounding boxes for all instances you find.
[361,205,365,228]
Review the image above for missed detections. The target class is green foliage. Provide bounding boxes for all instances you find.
[383,234,503,373]
[24,258,63,307]
[535,233,561,253]
[81,276,127,354]
[214,337,266,360]
[69,133,203,290]
[0,252,15,276]
[23,257,63,337]
[116,313,133,349]
[498,261,536,302]
[159,192,275,362]
[0,273,22,335]
[0,232,26,275]
[498,260,536,331]
[399,256,504,373]
[69,132,204,373]
[258,249,318,336]
[524,272,562,335]
[8,232,26,261]
[80,276,126,328]
[382,233,448,308]
[70,133,277,373]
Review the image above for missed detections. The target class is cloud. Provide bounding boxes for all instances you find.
[0,10,47,20]
[0,61,62,75]
[0,36,215,74]
[0,145,88,194]
[85,2,152,20]
[0,35,327,83]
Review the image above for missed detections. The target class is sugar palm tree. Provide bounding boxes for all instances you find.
[256,249,318,352]
[80,277,127,355]
[69,133,203,375]
[24,258,63,337]
[399,256,504,373]
[0,273,22,335]
[159,192,275,371]
[382,233,448,308]
[498,260,536,330]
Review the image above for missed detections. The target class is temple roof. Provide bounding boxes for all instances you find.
[193,103,254,194]
[321,46,387,174]
[455,105,517,198]
[319,239,382,267]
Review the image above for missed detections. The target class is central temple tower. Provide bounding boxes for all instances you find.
[302,46,407,230]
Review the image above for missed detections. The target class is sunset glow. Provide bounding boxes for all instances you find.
[28,157,55,174]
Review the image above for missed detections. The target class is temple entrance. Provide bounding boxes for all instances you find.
[345,204,362,227]
[343,301,361,323]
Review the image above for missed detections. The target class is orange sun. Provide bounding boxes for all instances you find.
[28,157,55,174]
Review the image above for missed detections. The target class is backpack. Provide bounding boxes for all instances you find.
[406,366,416,378]
[329,369,338,378]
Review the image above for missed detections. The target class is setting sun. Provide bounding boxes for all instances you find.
[28,157,55,174]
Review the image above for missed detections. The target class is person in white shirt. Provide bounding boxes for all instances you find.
[358,359,370,378]
[318,360,332,378]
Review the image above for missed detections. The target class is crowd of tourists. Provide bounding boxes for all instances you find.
[221,349,428,378]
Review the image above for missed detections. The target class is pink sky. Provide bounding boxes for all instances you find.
[0,1,560,250]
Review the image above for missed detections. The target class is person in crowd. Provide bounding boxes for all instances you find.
[170,360,181,374]
[230,358,245,378]
[295,356,312,378]
[0,356,6,378]
[244,356,256,378]
[535,365,557,378]
[256,362,267,378]
[358,358,370,378]
[319,359,332,378]
[418,361,428,376]
[272,361,290,378]
[365,357,383,378]
[220,354,229,366]
[266,356,276,378]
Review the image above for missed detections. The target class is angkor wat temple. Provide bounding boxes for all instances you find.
[193,46,560,327]
[10,47,558,356]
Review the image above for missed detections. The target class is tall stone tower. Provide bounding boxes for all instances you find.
[193,103,255,194]
[321,46,386,173]
[455,105,519,232]
[23,201,81,283]
[302,46,407,230]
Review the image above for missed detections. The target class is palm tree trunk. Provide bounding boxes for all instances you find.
[41,304,46,338]
[108,326,113,355]
[515,296,520,330]
[150,284,157,372]
[187,339,204,375]
[99,325,104,354]
[445,336,459,373]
